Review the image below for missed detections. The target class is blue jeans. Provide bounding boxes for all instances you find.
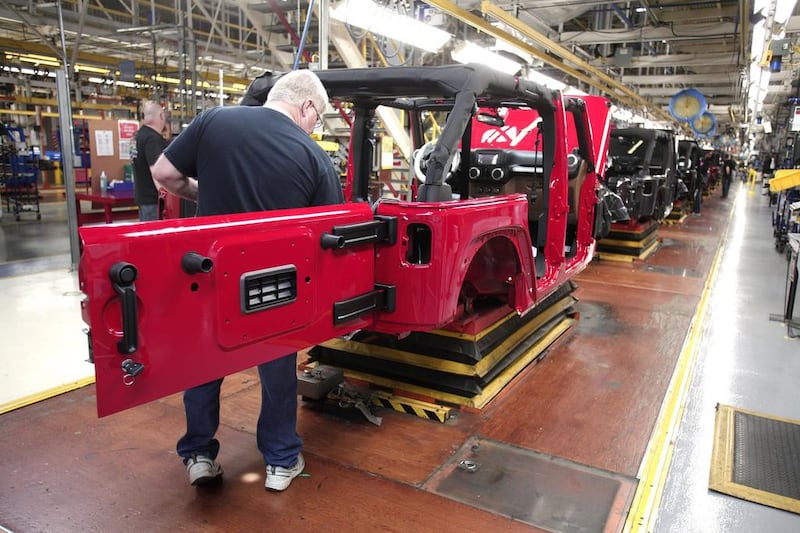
[692,183,703,213]
[138,203,159,221]
[176,353,302,468]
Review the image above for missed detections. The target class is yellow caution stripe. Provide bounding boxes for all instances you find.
[318,295,576,378]
[428,310,518,343]
[662,213,687,225]
[598,235,658,248]
[343,316,576,410]
[371,391,451,423]
[597,238,660,262]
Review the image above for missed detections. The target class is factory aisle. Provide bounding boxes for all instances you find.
[654,183,800,532]
[0,196,91,411]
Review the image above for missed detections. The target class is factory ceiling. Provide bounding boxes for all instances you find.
[0,1,797,141]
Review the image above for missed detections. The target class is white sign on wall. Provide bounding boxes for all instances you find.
[792,106,800,132]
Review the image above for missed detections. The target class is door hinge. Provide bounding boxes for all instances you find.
[320,215,397,250]
[333,283,396,325]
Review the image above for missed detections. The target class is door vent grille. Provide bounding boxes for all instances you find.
[241,265,297,313]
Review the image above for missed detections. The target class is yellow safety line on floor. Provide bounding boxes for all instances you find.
[623,194,735,532]
[0,376,96,416]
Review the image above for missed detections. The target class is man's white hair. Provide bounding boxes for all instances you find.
[266,69,329,113]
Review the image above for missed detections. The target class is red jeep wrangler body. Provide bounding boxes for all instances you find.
[78,65,617,416]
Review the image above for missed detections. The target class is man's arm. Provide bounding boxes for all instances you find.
[145,137,169,194]
[152,154,198,202]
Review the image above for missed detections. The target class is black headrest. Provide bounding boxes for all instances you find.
[240,70,278,106]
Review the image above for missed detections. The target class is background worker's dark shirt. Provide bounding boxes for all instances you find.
[133,125,168,205]
[163,106,343,216]
[723,159,735,179]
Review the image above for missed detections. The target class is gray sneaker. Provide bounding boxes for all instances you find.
[265,453,305,491]
[186,455,223,486]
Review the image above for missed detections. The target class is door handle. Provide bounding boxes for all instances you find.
[109,262,139,355]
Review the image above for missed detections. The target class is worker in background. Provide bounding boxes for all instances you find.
[151,69,343,492]
[131,101,168,221]
[721,152,735,199]
[693,154,708,216]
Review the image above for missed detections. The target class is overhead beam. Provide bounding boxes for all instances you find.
[637,87,738,97]
[0,36,250,87]
[622,73,741,86]
[420,0,674,123]
[192,0,239,55]
[0,3,282,75]
[480,1,676,122]
[0,0,64,59]
[651,97,737,106]
[740,0,750,66]
[326,17,412,161]
[228,0,293,70]
[656,5,738,23]
[560,22,738,45]
[669,42,738,55]
[592,52,740,69]
[421,0,630,104]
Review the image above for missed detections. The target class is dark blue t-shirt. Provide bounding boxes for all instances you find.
[163,106,343,216]
[132,125,168,205]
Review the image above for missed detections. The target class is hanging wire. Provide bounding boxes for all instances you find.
[293,0,316,70]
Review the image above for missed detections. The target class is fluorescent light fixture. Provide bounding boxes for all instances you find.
[451,42,522,75]
[748,61,770,115]
[18,56,60,68]
[492,39,533,66]
[330,0,451,53]
[610,105,633,121]
[774,0,797,24]
[75,64,111,74]
[116,24,173,34]
[3,66,56,78]
[750,20,767,62]
[527,70,567,91]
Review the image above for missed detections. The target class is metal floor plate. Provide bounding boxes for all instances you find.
[425,437,636,532]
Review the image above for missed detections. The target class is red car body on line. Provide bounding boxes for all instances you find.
[79,64,620,416]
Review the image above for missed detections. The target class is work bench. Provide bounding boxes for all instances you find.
[74,190,138,226]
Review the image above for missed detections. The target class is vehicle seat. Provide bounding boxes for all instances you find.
[467,149,545,224]
[567,152,588,225]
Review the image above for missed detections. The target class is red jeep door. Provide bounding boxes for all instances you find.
[79,203,381,416]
